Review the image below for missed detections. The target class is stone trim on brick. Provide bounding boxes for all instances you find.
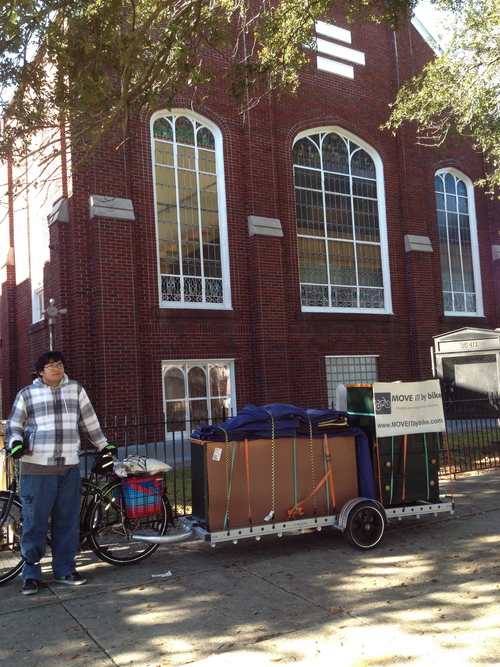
[89,195,135,221]
[48,197,69,225]
[404,235,433,253]
[248,215,284,238]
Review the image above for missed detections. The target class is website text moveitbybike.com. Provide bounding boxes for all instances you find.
[377,418,445,429]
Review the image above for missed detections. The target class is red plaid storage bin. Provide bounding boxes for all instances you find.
[121,475,164,519]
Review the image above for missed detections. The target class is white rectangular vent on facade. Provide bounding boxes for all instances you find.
[314,21,365,79]
[315,21,352,44]
[317,57,354,79]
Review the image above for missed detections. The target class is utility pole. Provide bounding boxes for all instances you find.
[42,299,67,350]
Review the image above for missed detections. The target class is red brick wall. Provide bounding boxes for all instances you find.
[2,8,499,419]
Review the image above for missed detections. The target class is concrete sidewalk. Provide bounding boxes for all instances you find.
[1,471,499,667]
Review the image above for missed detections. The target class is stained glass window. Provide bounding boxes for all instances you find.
[152,112,230,308]
[294,129,389,312]
[435,171,480,315]
[162,361,235,434]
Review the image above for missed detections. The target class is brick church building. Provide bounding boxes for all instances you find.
[1,8,499,431]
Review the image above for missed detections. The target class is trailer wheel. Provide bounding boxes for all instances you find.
[343,500,386,550]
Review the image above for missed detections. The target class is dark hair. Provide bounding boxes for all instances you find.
[35,351,66,374]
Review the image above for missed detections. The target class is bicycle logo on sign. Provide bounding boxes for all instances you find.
[374,396,390,412]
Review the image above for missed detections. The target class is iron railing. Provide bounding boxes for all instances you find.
[442,392,500,476]
[89,412,231,517]
[3,391,498,516]
[75,400,499,515]
[1,399,498,519]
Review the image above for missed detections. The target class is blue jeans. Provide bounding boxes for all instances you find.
[20,466,81,580]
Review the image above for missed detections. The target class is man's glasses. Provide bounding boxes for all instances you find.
[44,364,65,371]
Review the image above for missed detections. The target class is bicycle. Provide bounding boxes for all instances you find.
[0,447,175,586]
[0,449,23,584]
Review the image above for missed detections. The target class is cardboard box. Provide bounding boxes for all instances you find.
[190,435,359,532]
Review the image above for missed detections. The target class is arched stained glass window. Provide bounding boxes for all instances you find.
[435,170,482,315]
[162,360,235,435]
[293,128,391,312]
[152,111,231,308]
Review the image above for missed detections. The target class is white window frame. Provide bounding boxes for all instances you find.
[32,284,44,323]
[151,109,232,310]
[162,359,236,437]
[435,168,483,317]
[293,126,392,314]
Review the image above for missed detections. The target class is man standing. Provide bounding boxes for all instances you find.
[5,351,116,595]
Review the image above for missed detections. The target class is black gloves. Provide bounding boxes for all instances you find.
[102,444,118,457]
[93,444,118,476]
[10,440,28,459]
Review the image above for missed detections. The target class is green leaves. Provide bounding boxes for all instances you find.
[0,0,415,176]
[386,0,500,195]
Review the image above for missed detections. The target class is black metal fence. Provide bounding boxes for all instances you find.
[441,391,500,476]
[85,399,500,516]
[89,412,231,516]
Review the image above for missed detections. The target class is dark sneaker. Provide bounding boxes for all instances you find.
[21,579,39,595]
[53,572,87,586]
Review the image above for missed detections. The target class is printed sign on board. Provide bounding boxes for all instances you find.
[372,379,445,437]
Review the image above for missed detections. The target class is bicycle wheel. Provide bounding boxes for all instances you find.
[0,492,25,585]
[85,479,171,565]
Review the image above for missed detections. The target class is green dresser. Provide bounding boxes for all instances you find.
[346,385,440,506]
